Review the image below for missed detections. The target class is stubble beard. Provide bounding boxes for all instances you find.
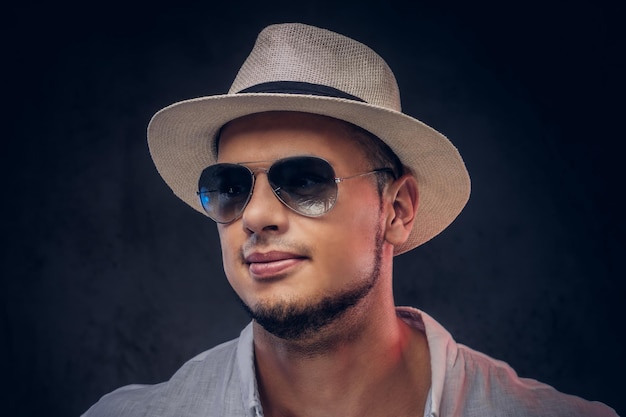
[238,225,385,343]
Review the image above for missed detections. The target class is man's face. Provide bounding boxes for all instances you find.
[215,112,388,340]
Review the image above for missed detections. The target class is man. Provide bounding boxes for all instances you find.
[84,23,617,417]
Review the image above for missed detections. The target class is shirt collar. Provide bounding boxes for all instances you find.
[236,323,263,416]
[396,307,459,417]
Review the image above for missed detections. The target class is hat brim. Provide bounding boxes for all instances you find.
[147,93,470,255]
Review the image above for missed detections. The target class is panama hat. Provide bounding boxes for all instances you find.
[147,22,470,255]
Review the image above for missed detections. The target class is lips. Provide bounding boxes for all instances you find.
[244,251,307,279]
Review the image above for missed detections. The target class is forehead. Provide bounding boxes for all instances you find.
[216,112,369,168]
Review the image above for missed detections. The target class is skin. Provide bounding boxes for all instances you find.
[216,111,429,417]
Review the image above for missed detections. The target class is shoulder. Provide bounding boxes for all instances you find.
[399,308,618,417]
[446,342,618,417]
[82,338,243,417]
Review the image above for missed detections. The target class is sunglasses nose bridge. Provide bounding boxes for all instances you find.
[249,167,270,175]
[249,167,282,193]
[248,167,270,189]
[238,167,292,226]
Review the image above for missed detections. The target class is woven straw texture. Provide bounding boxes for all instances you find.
[230,24,401,111]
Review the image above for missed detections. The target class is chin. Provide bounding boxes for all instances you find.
[238,276,376,341]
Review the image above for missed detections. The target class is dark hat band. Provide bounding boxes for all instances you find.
[237,81,365,102]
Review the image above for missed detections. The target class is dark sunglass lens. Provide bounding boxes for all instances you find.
[269,157,338,216]
[198,164,253,223]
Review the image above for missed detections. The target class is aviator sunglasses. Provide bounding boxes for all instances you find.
[197,156,395,224]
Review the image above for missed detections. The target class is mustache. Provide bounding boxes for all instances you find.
[239,234,313,261]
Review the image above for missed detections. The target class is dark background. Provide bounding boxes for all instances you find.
[3,1,624,415]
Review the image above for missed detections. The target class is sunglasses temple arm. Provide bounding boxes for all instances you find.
[335,168,395,183]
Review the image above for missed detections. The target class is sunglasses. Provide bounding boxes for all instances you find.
[197,156,395,224]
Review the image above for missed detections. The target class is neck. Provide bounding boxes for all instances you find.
[252,262,431,417]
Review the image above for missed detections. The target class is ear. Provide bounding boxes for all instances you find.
[383,174,419,247]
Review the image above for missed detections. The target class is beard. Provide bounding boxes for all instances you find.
[238,225,385,342]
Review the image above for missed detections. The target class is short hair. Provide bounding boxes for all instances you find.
[340,122,405,195]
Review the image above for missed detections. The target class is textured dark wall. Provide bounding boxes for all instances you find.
[3,1,624,416]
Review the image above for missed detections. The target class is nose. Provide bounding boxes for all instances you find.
[241,171,289,234]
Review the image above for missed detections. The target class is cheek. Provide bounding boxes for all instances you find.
[317,199,382,278]
[217,227,241,287]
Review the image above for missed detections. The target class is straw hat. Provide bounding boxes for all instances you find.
[147,23,470,255]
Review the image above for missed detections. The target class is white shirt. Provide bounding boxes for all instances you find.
[83,307,618,416]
